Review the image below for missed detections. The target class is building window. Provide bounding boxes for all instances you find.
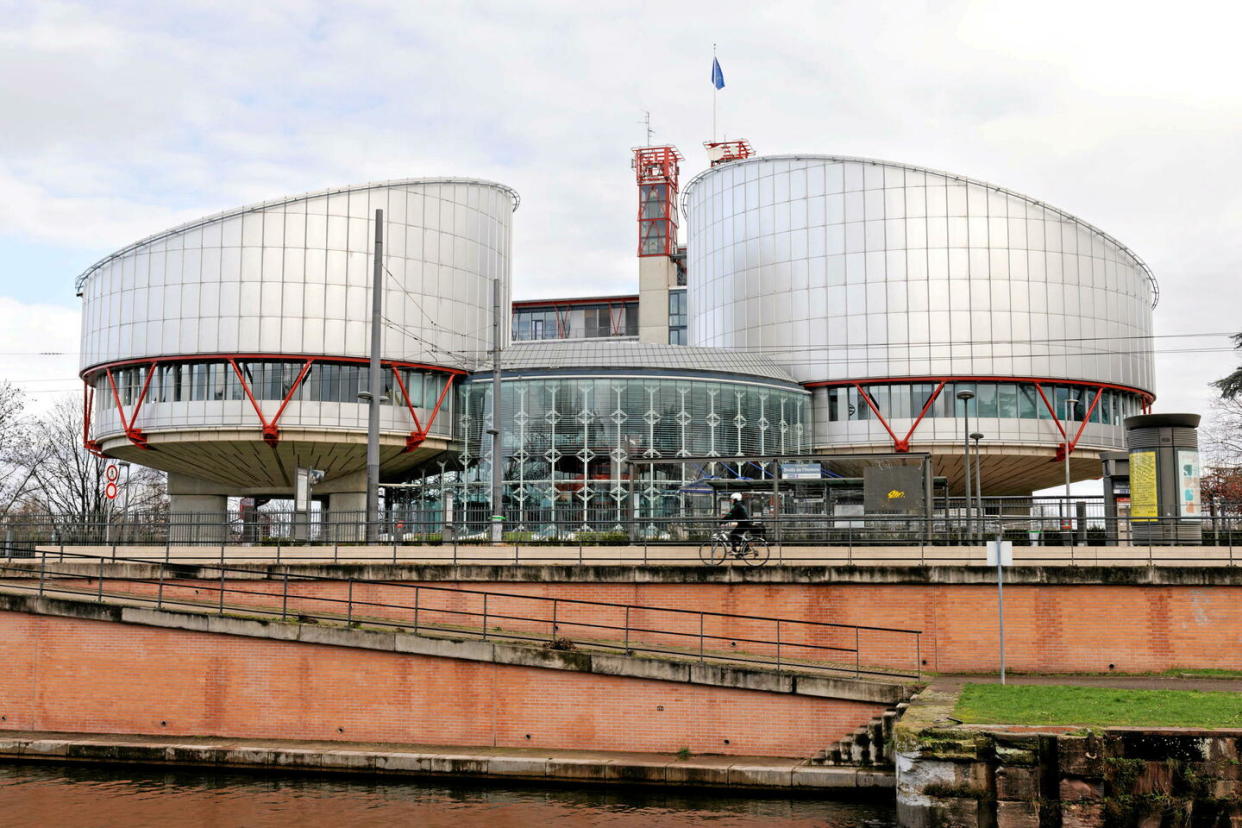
[668,290,687,345]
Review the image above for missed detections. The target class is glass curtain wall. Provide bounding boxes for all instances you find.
[457,374,809,533]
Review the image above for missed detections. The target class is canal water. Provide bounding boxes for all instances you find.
[0,762,896,826]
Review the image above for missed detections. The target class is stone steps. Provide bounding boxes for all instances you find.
[811,700,910,767]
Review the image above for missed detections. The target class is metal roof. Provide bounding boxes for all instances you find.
[681,154,1159,308]
[74,177,520,295]
[495,340,803,386]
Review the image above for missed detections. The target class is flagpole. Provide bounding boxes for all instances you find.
[712,43,718,142]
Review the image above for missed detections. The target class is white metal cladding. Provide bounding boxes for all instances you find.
[77,178,517,373]
[681,156,1157,393]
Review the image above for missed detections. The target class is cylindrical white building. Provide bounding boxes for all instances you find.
[77,178,517,516]
[682,156,1157,493]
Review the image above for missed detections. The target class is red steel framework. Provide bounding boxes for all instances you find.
[803,376,1155,459]
[632,146,683,257]
[81,354,465,457]
[703,139,754,167]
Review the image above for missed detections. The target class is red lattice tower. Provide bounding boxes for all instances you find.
[632,146,683,257]
[704,139,754,167]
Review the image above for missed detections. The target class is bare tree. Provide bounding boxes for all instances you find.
[20,395,166,522]
[0,381,41,517]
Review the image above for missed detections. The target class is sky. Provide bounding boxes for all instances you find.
[0,0,1239,463]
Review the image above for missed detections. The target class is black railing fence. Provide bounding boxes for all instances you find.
[0,550,922,681]
[3,497,1240,550]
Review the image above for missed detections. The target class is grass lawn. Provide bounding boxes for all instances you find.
[954,683,1242,729]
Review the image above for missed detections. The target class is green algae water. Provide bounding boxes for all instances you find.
[0,761,895,826]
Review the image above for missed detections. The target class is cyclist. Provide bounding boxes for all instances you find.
[720,493,753,556]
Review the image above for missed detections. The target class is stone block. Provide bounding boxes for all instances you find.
[996,800,1041,828]
[0,739,26,756]
[996,765,1040,801]
[1133,761,1174,796]
[728,765,792,788]
[320,750,375,770]
[856,770,896,789]
[1060,801,1104,828]
[790,767,858,789]
[688,663,792,694]
[591,654,691,683]
[610,762,666,784]
[1059,735,1105,777]
[1060,777,1104,802]
[394,634,494,662]
[486,756,547,778]
[665,763,729,786]
[226,748,275,766]
[547,758,612,781]
[272,749,323,769]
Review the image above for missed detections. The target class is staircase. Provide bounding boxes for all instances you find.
[810,700,911,767]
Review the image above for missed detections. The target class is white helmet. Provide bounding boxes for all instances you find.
[730,492,743,501]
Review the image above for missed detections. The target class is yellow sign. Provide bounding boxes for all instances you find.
[1130,450,1158,521]
[887,489,906,500]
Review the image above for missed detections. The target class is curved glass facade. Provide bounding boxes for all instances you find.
[456,373,809,529]
[821,381,1143,425]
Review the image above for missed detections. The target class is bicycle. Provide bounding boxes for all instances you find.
[699,524,770,567]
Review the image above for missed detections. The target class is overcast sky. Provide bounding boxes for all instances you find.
[1,0,1238,450]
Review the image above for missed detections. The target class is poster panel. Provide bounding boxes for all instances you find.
[1130,450,1158,522]
[1177,449,1201,517]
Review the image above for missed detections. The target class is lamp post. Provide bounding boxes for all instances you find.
[118,461,131,544]
[956,390,975,541]
[1064,397,1078,541]
[970,432,984,536]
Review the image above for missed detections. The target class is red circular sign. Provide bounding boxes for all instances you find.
[105,464,119,482]
[105,482,119,500]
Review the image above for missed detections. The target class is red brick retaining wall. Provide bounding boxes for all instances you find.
[0,610,884,758]
[67,578,1242,675]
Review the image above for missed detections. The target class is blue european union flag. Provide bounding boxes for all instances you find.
[711,57,725,90]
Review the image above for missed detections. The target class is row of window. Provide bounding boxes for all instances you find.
[512,304,639,341]
[98,361,451,408]
[823,382,1141,425]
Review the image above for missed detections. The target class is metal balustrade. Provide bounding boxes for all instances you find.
[0,550,922,681]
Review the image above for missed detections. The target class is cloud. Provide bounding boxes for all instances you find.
[0,0,1237,427]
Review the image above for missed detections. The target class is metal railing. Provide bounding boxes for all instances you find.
[4,503,1240,552]
[0,550,923,681]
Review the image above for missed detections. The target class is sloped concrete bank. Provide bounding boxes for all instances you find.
[0,731,894,793]
[894,684,1242,827]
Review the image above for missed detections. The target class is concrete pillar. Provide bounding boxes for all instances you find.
[168,473,230,544]
[319,470,368,542]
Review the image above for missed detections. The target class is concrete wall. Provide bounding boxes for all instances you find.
[0,609,885,758]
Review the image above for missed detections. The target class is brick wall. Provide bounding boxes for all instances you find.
[0,610,884,758]
[61,578,1242,675]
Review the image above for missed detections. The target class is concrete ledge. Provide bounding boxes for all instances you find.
[0,588,911,704]
[0,731,895,793]
[15,557,1242,585]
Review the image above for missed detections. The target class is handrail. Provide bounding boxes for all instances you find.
[0,550,923,681]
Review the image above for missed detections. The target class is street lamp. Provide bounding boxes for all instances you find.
[956,390,975,539]
[118,461,131,544]
[970,433,984,537]
[1064,398,1078,541]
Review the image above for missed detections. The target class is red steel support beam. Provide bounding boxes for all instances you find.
[852,383,902,451]
[896,380,946,452]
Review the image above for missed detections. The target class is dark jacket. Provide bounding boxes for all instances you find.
[723,500,751,526]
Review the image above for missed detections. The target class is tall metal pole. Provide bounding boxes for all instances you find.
[1064,398,1078,541]
[956,390,975,541]
[489,276,503,543]
[971,433,984,533]
[365,209,384,543]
